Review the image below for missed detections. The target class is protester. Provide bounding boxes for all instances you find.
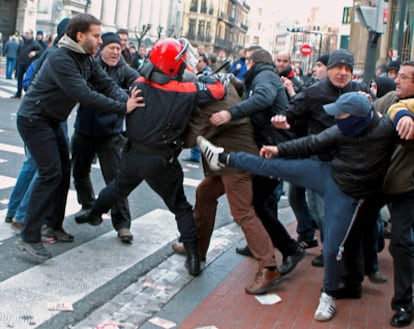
[208,47,305,269]
[71,32,140,244]
[116,28,131,65]
[4,35,19,79]
[15,13,143,261]
[11,29,43,99]
[198,91,399,321]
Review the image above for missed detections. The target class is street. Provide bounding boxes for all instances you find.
[0,75,239,329]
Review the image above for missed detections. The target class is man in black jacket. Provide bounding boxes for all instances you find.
[71,32,139,244]
[273,49,369,264]
[198,91,398,321]
[209,48,305,274]
[11,29,43,99]
[15,13,143,261]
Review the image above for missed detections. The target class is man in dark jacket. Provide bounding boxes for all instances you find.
[12,29,43,98]
[198,91,398,321]
[72,32,139,243]
[15,13,143,261]
[273,49,370,261]
[209,48,304,272]
[76,37,225,277]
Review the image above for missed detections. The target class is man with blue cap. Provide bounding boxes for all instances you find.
[196,91,401,321]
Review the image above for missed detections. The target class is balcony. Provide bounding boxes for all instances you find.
[215,38,232,49]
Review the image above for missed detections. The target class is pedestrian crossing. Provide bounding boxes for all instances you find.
[0,76,17,98]
[0,139,239,328]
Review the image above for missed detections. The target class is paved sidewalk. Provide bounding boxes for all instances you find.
[144,220,397,329]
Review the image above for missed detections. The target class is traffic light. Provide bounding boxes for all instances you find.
[355,0,387,33]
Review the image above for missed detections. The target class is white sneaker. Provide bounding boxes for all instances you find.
[196,136,225,171]
[314,292,336,321]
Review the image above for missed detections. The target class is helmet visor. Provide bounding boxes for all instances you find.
[177,38,198,73]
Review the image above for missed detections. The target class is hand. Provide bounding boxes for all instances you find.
[281,77,295,97]
[396,116,414,140]
[271,115,290,129]
[210,110,231,126]
[28,51,36,58]
[259,145,279,158]
[126,87,145,114]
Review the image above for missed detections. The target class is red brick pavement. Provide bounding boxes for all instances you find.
[179,222,398,329]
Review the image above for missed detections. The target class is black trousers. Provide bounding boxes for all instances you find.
[71,132,131,230]
[90,146,197,242]
[252,175,298,257]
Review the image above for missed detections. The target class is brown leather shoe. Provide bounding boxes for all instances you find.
[245,267,284,295]
[117,228,133,243]
[172,242,186,255]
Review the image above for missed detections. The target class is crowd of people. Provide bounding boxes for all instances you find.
[3,12,413,328]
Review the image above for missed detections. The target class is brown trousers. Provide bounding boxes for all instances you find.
[194,172,277,268]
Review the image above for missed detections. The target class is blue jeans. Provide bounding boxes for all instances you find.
[229,152,362,294]
[6,146,37,219]
[17,116,71,242]
[190,146,201,161]
[307,188,324,241]
[6,57,16,79]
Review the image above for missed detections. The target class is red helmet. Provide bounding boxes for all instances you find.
[149,38,197,76]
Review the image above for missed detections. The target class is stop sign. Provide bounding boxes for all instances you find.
[300,44,312,56]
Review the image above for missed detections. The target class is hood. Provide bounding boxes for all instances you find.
[58,34,87,54]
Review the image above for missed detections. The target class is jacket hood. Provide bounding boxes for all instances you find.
[58,34,86,54]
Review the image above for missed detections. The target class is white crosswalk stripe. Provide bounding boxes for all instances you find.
[0,77,17,98]
[0,138,209,328]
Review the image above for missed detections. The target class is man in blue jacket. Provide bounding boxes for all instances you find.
[72,32,139,243]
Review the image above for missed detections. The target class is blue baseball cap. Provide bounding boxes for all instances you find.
[323,92,372,118]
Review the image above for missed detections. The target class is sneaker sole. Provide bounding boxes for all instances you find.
[15,240,52,261]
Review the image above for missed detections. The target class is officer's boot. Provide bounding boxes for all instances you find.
[183,240,200,276]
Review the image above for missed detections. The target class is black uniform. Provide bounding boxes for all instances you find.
[87,75,225,243]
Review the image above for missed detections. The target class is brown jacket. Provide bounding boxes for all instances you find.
[184,83,258,176]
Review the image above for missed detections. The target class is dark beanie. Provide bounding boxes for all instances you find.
[57,18,70,41]
[316,54,330,66]
[373,76,396,98]
[36,30,43,36]
[387,60,401,72]
[327,49,354,71]
[101,32,121,49]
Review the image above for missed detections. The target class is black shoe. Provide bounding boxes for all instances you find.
[280,245,306,275]
[335,285,362,299]
[10,95,21,99]
[311,253,324,267]
[5,215,13,223]
[73,206,92,218]
[391,307,413,327]
[183,241,201,276]
[75,211,102,226]
[235,245,254,257]
[298,237,318,249]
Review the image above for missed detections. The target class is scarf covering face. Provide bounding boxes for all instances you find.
[335,110,373,137]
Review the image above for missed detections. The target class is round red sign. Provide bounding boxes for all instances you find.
[300,44,312,56]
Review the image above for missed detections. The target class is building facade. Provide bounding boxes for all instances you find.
[0,0,185,49]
